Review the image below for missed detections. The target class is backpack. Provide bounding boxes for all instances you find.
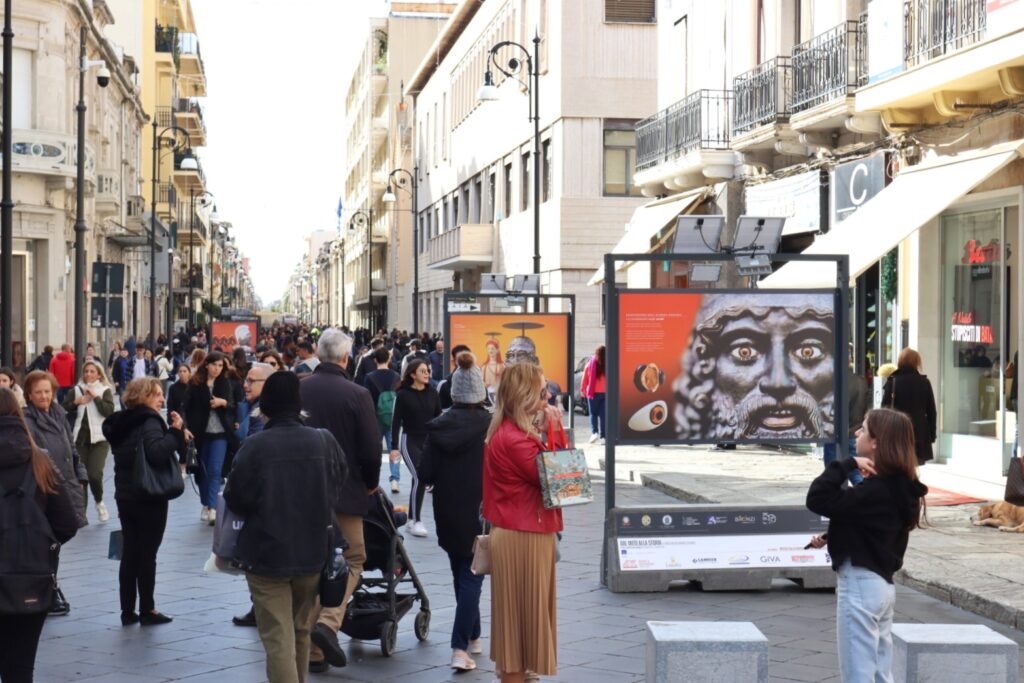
[376,388,397,430]
[0,469,59,614]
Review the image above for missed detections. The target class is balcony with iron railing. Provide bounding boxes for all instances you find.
[173,150,206,188]
[904,0,986,69]
[157,182,177,211]
[178,32,206,86]
[174,97,207,144]
[732,56,792,141]
[155,25,180,70]
[791,21,868,114]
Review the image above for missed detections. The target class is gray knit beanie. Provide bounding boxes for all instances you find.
[450,352,486,404]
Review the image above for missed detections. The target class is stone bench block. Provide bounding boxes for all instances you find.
[645,621,769,683]
[893,624,1019,683]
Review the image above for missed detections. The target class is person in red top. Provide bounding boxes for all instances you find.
[483,362,565,683]
[49,345,77,403]
[579,345,606,444]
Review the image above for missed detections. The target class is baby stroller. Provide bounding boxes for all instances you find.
[340,490,431,656]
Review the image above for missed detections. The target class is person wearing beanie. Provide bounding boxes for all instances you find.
[418,351,491,671]
[224,370,347,683]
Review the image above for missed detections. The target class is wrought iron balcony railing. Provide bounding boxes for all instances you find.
[791,20,868,113]
[635,90,733,172]
[904,0,986,68]
[157,182,176,207]
[733,56,792,135]
[155,25,180,68]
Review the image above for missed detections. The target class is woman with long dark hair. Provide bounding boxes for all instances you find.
[580,345,606,443]
[881,348,937,465]
[390,358,440,537]
[0,388,78,681]
[806,408,928,682]
[182,351,237,525]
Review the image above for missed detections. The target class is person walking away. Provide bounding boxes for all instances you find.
[419,352,490,671]
[437,344,470,410]
[881,348,937,465]
[62,360,115,522]
[824,362,870,485]
[225,372,347,683]
[428,340,445,382]
[299,328,382,674]
[353,338,384,386]
[0,367,26,407]
[106,341,122,375]
[580,346,606,444]
[49,345,76,404]
[22,371,88,617]
[806,408,928,682]
[483,362,565,683]
[390,359,441,538]
[157,347,174,397]
[0,388,79,683]
[102,377,186,627]
[27,346,53,374]
[182,351,237,525]
[166,365,191,421]
[364,347,401,493]
[111,348,131,396]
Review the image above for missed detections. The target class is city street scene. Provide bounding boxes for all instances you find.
[1,1,1024,682]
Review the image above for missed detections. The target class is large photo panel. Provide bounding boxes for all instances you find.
[447,313,571,395]
[617,291,837,444]
[210,320,258,355]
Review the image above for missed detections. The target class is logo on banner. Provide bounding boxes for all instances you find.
[691,557,716,565]
[790,555,816,564]
[621,516,632,528]
[728,555,750,566]
[734,514,756,524]
[682,516,701,526]
[759,555,782,564]
[641,515,652,527]
[707,515,729,525]
[661,515,674,527]
[762,513,777,525]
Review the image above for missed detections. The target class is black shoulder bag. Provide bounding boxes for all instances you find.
[134,426,185,500]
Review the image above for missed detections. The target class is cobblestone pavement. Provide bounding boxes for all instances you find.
[36,431,1024,682]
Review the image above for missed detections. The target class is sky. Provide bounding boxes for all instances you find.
[191,0,388,306]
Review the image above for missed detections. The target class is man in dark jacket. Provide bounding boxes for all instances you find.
[224,371,347,683]
[27,346,54,373]
[299,328,382,673]
[427,340,444,381]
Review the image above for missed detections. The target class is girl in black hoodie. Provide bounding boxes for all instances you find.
[806,408,928,683]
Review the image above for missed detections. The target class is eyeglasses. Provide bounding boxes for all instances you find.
[244,378,265,385]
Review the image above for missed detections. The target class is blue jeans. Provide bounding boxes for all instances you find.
[197,436,228,508]
[448,554,483,651]
[588,392,606,438]
[824,437,864,485]
[381,423,399,482]
[836,560,895,683]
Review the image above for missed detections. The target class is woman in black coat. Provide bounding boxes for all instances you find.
[182,351,237,525]
[419,352,490,671]
[882,348,937,465]
[103,377,185,626]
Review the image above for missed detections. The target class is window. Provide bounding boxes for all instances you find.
[13,48,33,129]
[521,152,531,212]
[473,177,483,223]
[443,198,451,231]
[419,212,428,252]
[461,183,471,223]
[603,126,642,197]
[433,207,440,238]
[503,161,513,219]
[541,139,553,203]
[605,0,655,23]
[452,194,460,227]
[433,102,438,167]
[488,171,497,222]
[442,92,448,161]
[425,111,431,170]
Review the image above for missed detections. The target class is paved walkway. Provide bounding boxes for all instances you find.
[36,431,1024,682]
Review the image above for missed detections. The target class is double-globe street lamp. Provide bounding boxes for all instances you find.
[348,208,374,332]
[478,31,541,309]
[149,121,195,346]
[382,167,418,334]
[1,1,12,366]
[188,190,216,328]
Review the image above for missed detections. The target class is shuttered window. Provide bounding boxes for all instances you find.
[605,0,656,23]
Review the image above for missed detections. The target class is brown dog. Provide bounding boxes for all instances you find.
[972,501,1024,532]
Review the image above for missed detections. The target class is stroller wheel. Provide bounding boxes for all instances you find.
[414,609,430,642]
[380,620,398,657]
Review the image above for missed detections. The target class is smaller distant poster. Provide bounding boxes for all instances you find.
[210,320,258,355]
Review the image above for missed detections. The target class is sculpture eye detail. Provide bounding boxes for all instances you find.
[793,344,824,361]
[627,400,668,432]
[730,345,758,363]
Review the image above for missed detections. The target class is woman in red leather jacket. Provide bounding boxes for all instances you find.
[483,362,566,683]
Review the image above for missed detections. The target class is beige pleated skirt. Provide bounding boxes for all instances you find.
[489,526,558,676]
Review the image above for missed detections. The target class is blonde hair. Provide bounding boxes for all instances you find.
[122,377,163,409]
[81,359,111,387]
[486,362,545,441]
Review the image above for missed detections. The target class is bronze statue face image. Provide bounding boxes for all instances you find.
[673,293,835,441]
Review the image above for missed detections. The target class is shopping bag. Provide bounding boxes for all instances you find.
[1004,456,1024,506]
[470,534,491,576]
[535,422,593,509]
[212,493,245,561]
[107,530,123,560]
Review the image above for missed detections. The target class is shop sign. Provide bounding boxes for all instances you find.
[867,0,905,83]
[744,169,828,236]
[832,154,887,225]
[961,238,1005,265]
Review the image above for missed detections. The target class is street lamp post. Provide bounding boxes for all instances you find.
[479,31,541,309]
[1,0,13,367]
[209,223,226,325]
[382,167,418,334]
[349,208,374,333]
[188,190,215,328]
[149,121,194,347]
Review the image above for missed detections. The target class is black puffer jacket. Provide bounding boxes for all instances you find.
[0,415,79,544]
[223,416,347,577]
[102,406,186,502]
[23,402,87,528]
[882,368,937,464]
[419,404,490,557]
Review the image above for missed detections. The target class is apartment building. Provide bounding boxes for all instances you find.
[407,0,657,352]
[5,0,146,364]
[621,0,1023,479]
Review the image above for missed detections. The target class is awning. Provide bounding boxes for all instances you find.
[587,187,710,286]
[760,139,1024,289]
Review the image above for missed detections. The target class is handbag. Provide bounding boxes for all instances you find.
[212,492,245,561]
[183,439,200,475]
[108,530,123,560]
[535,421,593,509]
[133,428,185,500]
[471,533,491,576]
[1004,456,1024,506]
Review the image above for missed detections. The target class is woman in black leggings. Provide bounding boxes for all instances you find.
[390,358,440,538]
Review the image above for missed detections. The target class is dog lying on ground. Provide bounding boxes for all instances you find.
[972,501,1024,532]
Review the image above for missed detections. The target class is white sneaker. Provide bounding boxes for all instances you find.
[588,433,599,443]
[451,649,476,670]
[468,638,483,655]
[408,521,428,537]
[391,480,400,493]
[96,501,109,523]
[200,507,210,522]
[208,508,217,526]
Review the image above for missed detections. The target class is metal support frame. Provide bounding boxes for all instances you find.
[1,0,12,366]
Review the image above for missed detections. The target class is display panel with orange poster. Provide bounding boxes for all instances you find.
[616,291,837,444]
[447,313,571,394]
[209,320,258,355]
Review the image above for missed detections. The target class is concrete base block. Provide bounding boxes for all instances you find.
[645,621,769,683]
[892,624,1019,683]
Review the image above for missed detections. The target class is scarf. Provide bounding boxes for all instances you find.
[72,380,109,445]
